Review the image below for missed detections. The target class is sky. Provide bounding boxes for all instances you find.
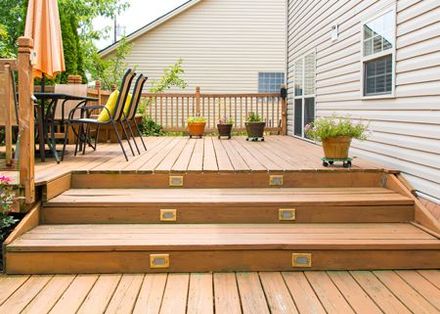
[94,0,188,50]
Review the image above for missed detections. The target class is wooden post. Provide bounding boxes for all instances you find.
[4,64,13,166]
[280,84,288,136]
[95,80,102,105]
[17,37,35,204]
[195,86,201,117]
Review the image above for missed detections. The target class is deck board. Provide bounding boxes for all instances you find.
[1,271,439,313]
[33,136,386,185]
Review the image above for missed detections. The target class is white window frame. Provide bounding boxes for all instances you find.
[293,49,316,139]
[360,5,397,100]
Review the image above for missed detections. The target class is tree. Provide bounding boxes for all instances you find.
[0,0,128,81]
[87,37,133,89]
[0,24,15,58]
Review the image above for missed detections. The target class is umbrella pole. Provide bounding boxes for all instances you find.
[37,73,46,161]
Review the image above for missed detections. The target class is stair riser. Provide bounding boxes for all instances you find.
[70,171,385,189]
[41,205,414,224]
[7,250,440,274]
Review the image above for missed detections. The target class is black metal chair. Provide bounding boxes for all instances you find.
[122,74,148,154]
[63,69,136,161]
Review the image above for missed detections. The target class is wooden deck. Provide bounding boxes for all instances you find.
[34,136,383,185]
[1,270,440,313]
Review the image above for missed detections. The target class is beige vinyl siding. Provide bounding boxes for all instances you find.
[287,0,440,201]
[104,0,286,93]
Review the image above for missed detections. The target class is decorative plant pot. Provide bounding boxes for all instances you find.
[217,124,233,139]
[245,122,266,139]
[187,122,206,138]
[322,136,352,159]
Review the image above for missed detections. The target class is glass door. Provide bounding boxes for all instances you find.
[293,52,316,138]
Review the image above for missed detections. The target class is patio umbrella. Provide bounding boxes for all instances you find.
[24,0,65,81]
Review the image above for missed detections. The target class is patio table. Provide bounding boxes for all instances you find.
[33,92,98,163]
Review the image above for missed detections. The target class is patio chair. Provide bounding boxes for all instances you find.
[63,69,136,161]
[122,74,148,154]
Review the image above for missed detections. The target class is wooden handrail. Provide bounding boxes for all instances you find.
[86,86,286,133]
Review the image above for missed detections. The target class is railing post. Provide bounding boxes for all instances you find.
[4,64,13,166]
[95,80,102,105]
[195,86,201,116]
[280,85,288,136]
[17,37,35,204]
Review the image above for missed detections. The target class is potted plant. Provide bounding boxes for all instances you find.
[245,112,266,141]
[217,116,234,139]
[187,116,207,138]
[305,115,368,167]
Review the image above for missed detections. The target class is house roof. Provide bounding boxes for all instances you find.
[99,0,202,57]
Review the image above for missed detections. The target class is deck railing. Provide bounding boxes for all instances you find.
[0,37,35,204]
[0,59,18,167]
[88,86,288,134]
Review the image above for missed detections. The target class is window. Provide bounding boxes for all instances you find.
[361,8,395,97]
[258,72,285,93]
[293,51,315,138]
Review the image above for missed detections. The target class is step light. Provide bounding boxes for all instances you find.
[160,209,177,222]
[150,254,170,269]
[269,175,284,186]
[169,175,184,187]
[292,253,312,268]
[279,208,296,221]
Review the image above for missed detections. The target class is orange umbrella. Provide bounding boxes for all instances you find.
[25,0,65,79]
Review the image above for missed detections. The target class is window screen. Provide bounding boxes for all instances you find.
[258,72,284,93]
[364,55,392,96]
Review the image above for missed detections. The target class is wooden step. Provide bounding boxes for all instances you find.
[6,223,440,274]
[42,188,414,224]
[70,171,386,189]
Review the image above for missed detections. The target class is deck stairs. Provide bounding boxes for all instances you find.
[5,171,440,274]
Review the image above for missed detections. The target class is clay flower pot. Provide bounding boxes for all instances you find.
[217,124,233,139]
[245,122,266,139]
[187,122,206,138]
[322,136,352,159]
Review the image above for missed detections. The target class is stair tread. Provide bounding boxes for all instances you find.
[8,223,440,252]
[47,188,413,206]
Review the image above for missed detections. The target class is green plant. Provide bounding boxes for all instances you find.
[149,59,187,94]
[305,115,368,142]
[0,176,18,241]
[218,116,234,125]
[187,116,207,123]
[137,59,187,136]
[246,112,263,123]
[138,116,165,137]
[89,37,133,89]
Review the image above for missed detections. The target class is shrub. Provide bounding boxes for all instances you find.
[187,117,207,123]
[305,115,368,142]
[246,112,263,123]
[0,176,18,241]
[139,116,165,137]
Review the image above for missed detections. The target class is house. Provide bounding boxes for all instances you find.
[100,0,286,93]
[286,0,440,204]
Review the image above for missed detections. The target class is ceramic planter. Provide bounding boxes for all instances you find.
[187,122,206,138]
[217,124,233,139]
